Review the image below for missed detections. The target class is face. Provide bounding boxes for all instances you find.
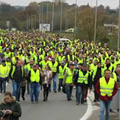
[33,65,38,70]
[4,95,12,103]
[70,65,74,70]
[98,63,101,67]
[17,61,21,66]
[104,70,111,79]
[45,65,49,70]
[106,60,110,64]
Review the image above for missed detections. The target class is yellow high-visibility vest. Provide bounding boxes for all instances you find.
[59,66,66,79]
[30,69,40,83]
[0,65,9,78]
[100,77,115,97]
[65,67,73,84]
[78,70,89,84]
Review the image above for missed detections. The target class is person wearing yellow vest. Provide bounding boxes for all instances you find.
[0,60,9,93]
[29,64,41,103]
[96,69,118,120]
[104,58,114,73]
[25,59,34,94]
[49,57,58,93]
[58,61,66,92]
[74,64,91,105]
[92,62,104,102]
[10,60,24,101]
[63,62,74,101]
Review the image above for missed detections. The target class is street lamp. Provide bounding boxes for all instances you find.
[94,0,98,44]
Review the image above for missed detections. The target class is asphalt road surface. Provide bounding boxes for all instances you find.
[0,82,88,120]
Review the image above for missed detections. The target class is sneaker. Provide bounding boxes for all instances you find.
[76,102,80,105]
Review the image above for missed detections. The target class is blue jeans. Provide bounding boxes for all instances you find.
[53,74,58,92]
[66,85,73,100]
[12,81,21,101]
[2,80,6,93]
[30,82,40,102]
[76,86,82,103]
[76,86,86,103]
[58,79,63,92]
[0,78,7,93]
[100,100,111,120]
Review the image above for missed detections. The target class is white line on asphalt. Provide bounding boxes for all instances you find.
[80,92,94,120]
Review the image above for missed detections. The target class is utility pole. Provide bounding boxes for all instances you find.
[60,0,63,33]
[52,0,55,31]
[75,0,77,30]
[94,0,98,44]
[46,2,49,23]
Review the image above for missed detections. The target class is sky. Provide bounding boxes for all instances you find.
[1,0,119,9]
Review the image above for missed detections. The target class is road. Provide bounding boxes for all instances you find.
[0,82,88,120]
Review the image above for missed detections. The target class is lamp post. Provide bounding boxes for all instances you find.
[94,0,98,44]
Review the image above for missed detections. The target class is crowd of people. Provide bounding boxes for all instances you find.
[0,29,119,120]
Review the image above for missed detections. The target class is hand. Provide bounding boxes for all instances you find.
[2,110,6,113]
[6,109,12,114]
[89,90,92,94]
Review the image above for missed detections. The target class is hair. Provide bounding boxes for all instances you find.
[104,69,110,73]
[4,92,12,98]
[117,64,120,67]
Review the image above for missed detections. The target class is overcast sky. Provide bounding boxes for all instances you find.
[1,0,119,9]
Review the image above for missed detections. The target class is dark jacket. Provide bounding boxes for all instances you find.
[0,97,22,120]
[74,70,92,89]
[10,65,24,83]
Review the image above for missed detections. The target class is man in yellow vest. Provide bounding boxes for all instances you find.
[0,60,9,93]
[63,62,74,101]
[96,69,118,120]
[29,64,41,103]
[74,63,91,105]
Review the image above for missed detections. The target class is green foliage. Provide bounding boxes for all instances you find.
[0,1,118,46]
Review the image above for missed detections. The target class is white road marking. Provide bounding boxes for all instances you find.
[80,92,94,120]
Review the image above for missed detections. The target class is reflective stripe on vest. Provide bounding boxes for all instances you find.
[0,65,9,78]
[30,69,40,83]
[78,70,89,84]
[65,67,73,84]
[59,66,66,79]
[49,62,58,72]
[100,77,115,97]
